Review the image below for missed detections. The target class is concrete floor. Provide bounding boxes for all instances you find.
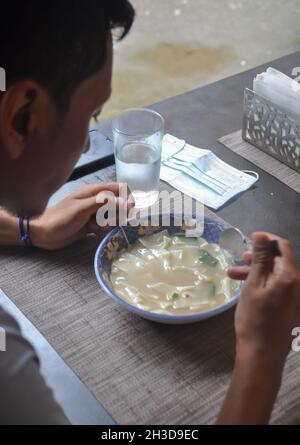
[102,0,300,119]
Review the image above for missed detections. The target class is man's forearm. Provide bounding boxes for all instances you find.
[0,211,23,246]
[216,353,283,425]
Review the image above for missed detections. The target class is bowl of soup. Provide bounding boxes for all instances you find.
[94,214,243,324]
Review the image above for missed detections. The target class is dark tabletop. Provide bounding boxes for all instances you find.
[96,50,300,262]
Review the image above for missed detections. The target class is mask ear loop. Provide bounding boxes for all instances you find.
[242,170,260,181]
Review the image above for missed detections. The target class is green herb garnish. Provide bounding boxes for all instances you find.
[198,249,218,267]
[208,284,216,297]
[171,292,180,300]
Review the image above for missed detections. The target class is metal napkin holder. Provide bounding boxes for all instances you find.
[242,88,300,173]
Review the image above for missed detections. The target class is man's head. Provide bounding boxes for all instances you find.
[0,0,134,216]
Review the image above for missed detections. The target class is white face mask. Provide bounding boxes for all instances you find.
[161,134,259,210]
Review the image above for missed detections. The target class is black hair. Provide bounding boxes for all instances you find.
[0,0,135,107]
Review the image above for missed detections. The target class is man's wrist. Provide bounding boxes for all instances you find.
[30,219,47,249]
[0,211,47,249]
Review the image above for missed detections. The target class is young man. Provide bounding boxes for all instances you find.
[1,0,300,426]
[0,0,135,424]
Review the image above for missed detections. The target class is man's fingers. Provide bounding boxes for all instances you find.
[234,234,296,288]
[247,232,275,286]
[87,195,134,229]
[242,251,252,265]
[268,238,297,286]
[71,183,132,199]
[239,238,295,274]
[227,265,250,281]
[77,188,134,215]
[226,251,252,280]
[276,238,296,268]
[70,183,117,199]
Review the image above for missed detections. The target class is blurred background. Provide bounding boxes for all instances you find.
[102,0,300,120]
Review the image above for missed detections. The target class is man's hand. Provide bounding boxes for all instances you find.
[31,183,134,250]
[217,232,300,424]
[233,232,300,364]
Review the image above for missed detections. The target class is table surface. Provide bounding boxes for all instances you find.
[99,49,300,261]
[2,50,300,424]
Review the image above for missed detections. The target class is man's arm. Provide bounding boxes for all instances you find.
[217,233,300,425]
[0,211,23,246]
[0,182,133,250]
[0,307,70,425]
[217,352,283,424]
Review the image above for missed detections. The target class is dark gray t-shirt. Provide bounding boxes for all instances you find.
[0,306,70,425]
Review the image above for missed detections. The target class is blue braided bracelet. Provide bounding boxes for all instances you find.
[18,216,33,247]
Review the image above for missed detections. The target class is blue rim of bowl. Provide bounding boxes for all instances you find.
[94,216,242,321]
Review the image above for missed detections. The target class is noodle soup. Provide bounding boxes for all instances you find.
[111,230,239,316]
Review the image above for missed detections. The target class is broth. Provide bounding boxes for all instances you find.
[111,230,239,316]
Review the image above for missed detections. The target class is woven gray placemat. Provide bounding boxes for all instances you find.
[0,166,299,425]
[219,130,300,194]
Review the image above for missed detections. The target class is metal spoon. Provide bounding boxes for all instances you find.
[219,227,282,264]
[219,227,251,264]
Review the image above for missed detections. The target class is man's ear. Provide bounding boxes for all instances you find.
[0,81,44,160]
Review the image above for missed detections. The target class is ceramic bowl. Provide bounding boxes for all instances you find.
[94,214,242,324]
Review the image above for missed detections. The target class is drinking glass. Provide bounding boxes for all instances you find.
[112,108,164,208]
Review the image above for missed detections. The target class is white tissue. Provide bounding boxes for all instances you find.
[253,67,300,118]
